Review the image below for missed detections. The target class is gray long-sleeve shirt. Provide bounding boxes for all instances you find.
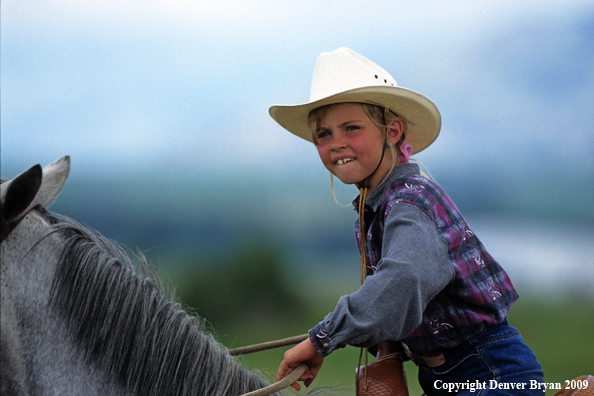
[309,163,455,356]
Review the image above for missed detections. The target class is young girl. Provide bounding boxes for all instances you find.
[270,48,544,395]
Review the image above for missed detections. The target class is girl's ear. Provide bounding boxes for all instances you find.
[386,119,404,145]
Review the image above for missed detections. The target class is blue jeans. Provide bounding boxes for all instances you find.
[415,319,544,395]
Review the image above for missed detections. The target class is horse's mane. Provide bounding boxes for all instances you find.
[45,211,275,396]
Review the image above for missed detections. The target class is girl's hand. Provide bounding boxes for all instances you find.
[276,337,324,391]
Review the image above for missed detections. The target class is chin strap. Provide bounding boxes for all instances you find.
[356,142,384,391]
[356,139,387,191]
[358,185,369,285]
[356,137,388,284]
[355,135,392,391]
[357,184,370,389]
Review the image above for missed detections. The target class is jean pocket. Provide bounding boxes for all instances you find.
[432,352,488,376]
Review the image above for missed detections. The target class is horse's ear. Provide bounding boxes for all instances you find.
[1,164,43,223]
[35,156,71,208]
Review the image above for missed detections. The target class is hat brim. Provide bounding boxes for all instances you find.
[269,85,441,154]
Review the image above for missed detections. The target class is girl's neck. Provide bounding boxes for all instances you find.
[357,160,398,193]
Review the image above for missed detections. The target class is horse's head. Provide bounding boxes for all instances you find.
[1,155,283,396]
[1,156,70,239]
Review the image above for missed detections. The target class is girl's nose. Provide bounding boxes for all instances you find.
[331,134,347,150]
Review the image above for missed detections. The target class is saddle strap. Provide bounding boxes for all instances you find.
[356,352,409,396]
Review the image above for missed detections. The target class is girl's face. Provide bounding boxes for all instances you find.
[314,103,400,191]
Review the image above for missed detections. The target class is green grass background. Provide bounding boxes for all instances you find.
[168,254,593,396]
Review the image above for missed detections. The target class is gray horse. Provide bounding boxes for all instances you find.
[0,157,282,396]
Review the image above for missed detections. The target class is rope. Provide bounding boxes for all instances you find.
[357,183,371,389]
[228,334,308,356]
[229,334,310,396]
[240,363,308,396]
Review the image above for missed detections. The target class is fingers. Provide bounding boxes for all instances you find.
[302,370,316,388]
[277,361,300,388]
[288,369,316,391]
[277,366,301,391]
[276,362,290,382]
[277,364,316,391]
[277,338,323,390]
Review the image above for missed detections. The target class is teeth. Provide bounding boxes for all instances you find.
[337,158,353,165]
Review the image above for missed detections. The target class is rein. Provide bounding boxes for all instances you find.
[229,334,309,396]
[0,201,40,243]
[228,334,308,356]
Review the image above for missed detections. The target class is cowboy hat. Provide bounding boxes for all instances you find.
[269,47,441,154]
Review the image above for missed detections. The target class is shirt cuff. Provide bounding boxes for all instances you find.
[308,321,335,357]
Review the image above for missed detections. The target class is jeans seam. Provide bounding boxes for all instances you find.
[469,328,520,349]
[475,343,499,378]
[472,330,521,378]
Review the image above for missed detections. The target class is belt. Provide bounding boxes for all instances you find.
[401,341,445,368]
[419,349,446,367]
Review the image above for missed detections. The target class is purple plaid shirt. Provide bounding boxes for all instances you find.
[309,164,518,354]
[356,171,518,351]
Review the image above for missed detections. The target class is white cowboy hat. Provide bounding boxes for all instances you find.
[269,47,441,154]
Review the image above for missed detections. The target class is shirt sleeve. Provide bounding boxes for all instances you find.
[309,202,455,357]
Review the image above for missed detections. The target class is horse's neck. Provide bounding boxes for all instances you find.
[1,211,275,396]
[2,211,59,300]
[1,212,124,395]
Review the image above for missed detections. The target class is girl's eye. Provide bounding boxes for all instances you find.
[345,125,360,132]
[316,130,331,140]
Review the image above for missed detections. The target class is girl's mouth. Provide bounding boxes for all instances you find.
[336,158,354,165]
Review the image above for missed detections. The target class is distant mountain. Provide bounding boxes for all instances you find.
[48,170,592,262]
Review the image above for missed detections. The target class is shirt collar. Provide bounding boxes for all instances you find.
[352,162,421,212]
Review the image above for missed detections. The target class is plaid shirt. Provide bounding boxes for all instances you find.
[355,171,518,351]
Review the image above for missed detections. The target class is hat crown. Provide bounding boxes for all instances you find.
[269,47,441,154]
[310,47,398,102]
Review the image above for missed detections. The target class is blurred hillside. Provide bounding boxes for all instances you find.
[47,167,593,290]
[50,168,593,259]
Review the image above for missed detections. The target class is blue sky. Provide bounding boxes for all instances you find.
[2,1,593,294]
[2,0,592,183]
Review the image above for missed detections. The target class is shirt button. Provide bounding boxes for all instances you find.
[322,343,330,350]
